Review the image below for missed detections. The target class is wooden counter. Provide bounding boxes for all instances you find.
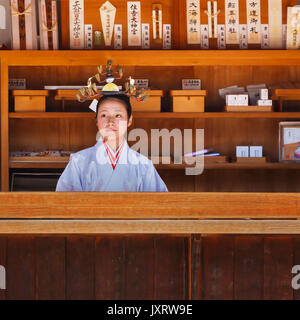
[0,192,299,300]
[0,192,299,234]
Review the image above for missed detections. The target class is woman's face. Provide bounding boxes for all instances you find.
[96,99,132,142]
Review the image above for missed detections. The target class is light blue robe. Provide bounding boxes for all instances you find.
[56,136,168,192]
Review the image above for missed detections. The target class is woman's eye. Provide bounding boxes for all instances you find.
[115,114,121,118]
[101,114,106,117]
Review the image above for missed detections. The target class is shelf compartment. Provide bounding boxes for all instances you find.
[8,112,300,119]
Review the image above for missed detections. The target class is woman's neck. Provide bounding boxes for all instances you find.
[103,136,124,152]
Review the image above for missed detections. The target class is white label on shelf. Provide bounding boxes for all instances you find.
[182,79,201,90]
[239,24,248,49]
[246,0,261,44]
[127,1,141,46]
[261,24,270,49]
[284,128,300,144]
[163,24,171,49]
[84,24,93,49]
[9,79,26,90]
[200,25,209,49]
[142,23,150,49]
[135,79,149,89]
[217,24,226,49]
[114,24,122,49]
[225,0,239,44]
[186,0,201,44]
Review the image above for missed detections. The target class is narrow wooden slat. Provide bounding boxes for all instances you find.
[0,238,6,300]
[202,236,234,300]
[190,235,202,300]
[36,237,65,300]
[234,236,264,300]
[0,192,300,218]
[6,237,35,300]
[66,237,95,300]
[124,236,154,300]
[95,237,125,300]
[2,220,300,234]
[264,237,293,300]
[154,237,187,299]
[2,50,300,66]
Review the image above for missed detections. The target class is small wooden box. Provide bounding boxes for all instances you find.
[225,105,273,112]
[170,90,207,112]
[13,90,49,112]
[130,90,163,112]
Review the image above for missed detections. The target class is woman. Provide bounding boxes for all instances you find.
[56,94,168,192]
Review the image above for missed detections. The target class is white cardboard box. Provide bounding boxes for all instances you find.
[259,88,268,100]
[257,99,272,106]
[236,146,249,157]
[250,146,263,157]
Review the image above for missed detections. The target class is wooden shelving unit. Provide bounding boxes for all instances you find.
[2,50,300,192]
[8,111,300,119]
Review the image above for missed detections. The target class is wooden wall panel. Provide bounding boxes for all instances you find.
[6,237,35,300]
[154,237,188,300]
[0,235,299,299]
[0,238,6,300]
[264,237,293,300]
[202,236,234,300]
[95,237,125,300]
[293,238,300,300]
[66,237,95,300]
[234,236,264,300]
[125,237,154,299]
[36,237,66,300]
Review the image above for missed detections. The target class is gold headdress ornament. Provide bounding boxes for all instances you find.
[76,59,148,102]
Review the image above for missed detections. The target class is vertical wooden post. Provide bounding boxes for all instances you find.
[0,57,9,191]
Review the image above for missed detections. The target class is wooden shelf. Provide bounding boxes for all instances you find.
[2,50,300,66]
[9,158,300,170]
[8,112,300,119]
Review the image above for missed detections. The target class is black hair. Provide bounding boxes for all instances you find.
[96,94,132,119]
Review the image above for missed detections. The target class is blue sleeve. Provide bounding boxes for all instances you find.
[139,162,168,192]
[56,155,83,191]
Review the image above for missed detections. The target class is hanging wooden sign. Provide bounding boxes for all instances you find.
[127,1,141,46]
[246,0,261,44]
[200,25,209,49]
[287,6,300,49]
[225,0,239,44]
[69,0,84,49]
[205,1,220,38]
[261,24,270,49]
[0,0,11,48]
[39,0,59,50]
[152,3,162,43]
[186,0,201,44]
[268,0,282,48]
[10,0,38,49]
[100,1,116,46]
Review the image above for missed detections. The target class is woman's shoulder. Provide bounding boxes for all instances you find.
[69,145,95,162]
